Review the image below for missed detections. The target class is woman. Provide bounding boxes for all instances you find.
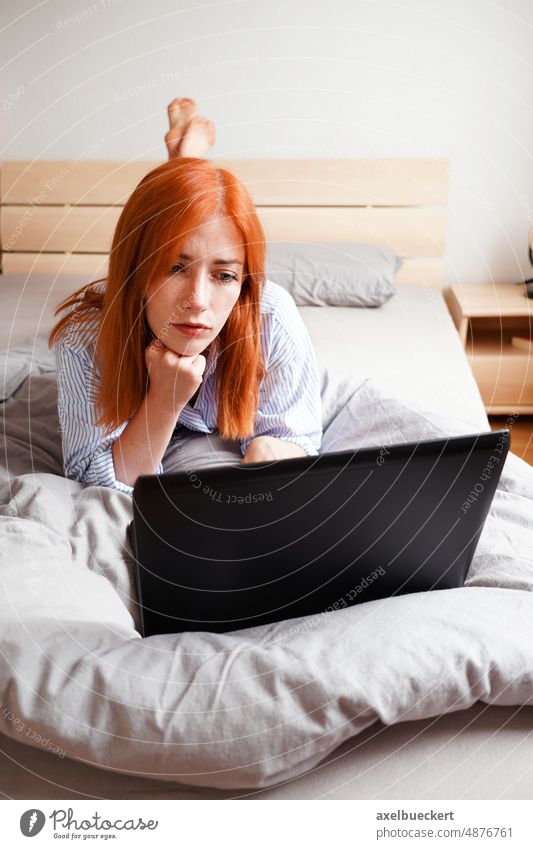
[49,98,323,495]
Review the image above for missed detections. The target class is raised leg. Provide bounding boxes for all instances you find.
[164,98,216,160]
[164,97,197,159]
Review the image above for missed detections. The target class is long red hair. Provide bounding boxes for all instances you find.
[48,158,267,441]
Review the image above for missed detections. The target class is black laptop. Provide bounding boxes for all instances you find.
[128,429,510,636]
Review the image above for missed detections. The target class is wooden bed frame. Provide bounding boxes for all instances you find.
[0,158,448,288]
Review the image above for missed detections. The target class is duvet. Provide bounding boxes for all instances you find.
[1,339,532,790]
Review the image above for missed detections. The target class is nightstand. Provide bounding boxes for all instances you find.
[446,283,533,414]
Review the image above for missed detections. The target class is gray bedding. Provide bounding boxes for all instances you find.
[1,338,532,790]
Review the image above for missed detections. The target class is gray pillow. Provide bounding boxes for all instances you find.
[265,242,401,307]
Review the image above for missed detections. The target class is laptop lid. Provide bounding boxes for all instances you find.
[130,429,510,636]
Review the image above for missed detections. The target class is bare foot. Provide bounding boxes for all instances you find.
[177,116,216,158]
[165,97,197,160]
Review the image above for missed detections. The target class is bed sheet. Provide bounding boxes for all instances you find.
[1,341,533,791]
[0,272,532,796]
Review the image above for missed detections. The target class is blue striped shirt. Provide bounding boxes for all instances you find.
[54,279,323,495]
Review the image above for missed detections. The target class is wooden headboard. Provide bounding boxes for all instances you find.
[0,158,448,288]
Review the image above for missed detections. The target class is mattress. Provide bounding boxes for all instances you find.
[1,702,532,800]
[1,271,531,801]
[299,286,488,430]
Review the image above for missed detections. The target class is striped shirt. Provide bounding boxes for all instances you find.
[54,279,323,496]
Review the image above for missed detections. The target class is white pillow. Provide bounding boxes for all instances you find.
[265,242,400,307]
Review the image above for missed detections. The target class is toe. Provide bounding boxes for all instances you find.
[188,116,206,134]
[167,98,183,126]
[181,98,197,120]
[167,97,197,128]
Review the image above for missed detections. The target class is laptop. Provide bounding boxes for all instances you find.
[128,429,510,636]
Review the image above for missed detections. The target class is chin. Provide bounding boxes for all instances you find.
[170,340,209,357]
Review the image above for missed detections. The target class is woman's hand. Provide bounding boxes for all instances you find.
[241,435,308,464]
[145,339,206,414]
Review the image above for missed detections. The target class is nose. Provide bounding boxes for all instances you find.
[183,267,210,311]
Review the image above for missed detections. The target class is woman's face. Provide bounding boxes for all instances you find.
[144,215,245,356]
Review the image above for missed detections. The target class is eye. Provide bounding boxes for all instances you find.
[216,272,238,284]
[170,263,185,274]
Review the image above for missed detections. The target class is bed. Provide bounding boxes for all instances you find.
[0,159,532,800]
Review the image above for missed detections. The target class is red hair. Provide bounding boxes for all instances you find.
[48,158,267,441]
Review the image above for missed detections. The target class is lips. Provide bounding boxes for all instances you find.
[173,322,211,329]
[172,323,211,337]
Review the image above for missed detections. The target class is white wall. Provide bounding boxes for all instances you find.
[2,0,533,286]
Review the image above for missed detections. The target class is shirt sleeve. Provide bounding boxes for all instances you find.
[240,298,323,457]
[55,342,163,495]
